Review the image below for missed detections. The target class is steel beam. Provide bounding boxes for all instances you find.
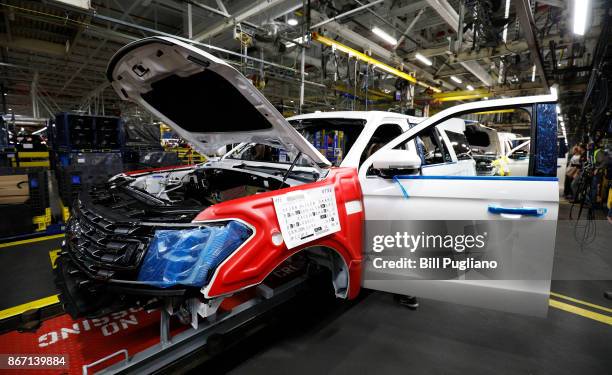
[215,0,229,15]
[91,13,301,74]
[514,0,549,90]
[0,35,66,56]
[310,9,456,91]
[59,0,149,93]
[192,0,286,42]
[31,71,39,118]
[394,9,425,51]
[424,0,495,87]
[187,0,230,18]
[391,1,429,16]
[310,0,384,29]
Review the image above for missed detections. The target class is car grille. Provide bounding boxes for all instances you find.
[65,203,155,280]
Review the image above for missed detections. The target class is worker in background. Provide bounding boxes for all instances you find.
[591,143,608,208]
[606,147,612,225]
[605,148,611,303]
[565,145,583,200]
[570,144,587,201]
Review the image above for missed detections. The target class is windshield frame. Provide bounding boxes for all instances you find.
[221,142,328,181]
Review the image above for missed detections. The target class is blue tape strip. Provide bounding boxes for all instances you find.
[394,175,558,181]
[392,175,409,198]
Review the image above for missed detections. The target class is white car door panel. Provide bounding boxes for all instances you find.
[358,94,559,317]
[364,176,558,220]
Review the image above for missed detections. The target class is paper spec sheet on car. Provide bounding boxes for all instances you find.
[273,185,341,249]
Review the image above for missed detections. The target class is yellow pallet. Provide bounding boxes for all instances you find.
[33,207,52,232]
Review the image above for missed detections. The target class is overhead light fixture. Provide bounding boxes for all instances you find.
[287,18,299,26]
[32,126,47,135]
[502,0,511,42]
[372,26,397,45]
[573,0,589,35]
[415,53,432,66]
[550,86,558,98]
[531,65,536,82]
[466,85,475,91]
[450,76,462,84]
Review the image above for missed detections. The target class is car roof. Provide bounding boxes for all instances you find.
[287,110,424,124]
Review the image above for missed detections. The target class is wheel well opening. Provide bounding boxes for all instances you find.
[277,246,349,299]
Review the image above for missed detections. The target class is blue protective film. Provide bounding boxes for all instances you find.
[534,103,558,176]
[137,221,252,288]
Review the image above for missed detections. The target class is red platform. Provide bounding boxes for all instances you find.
[0,293,254,374]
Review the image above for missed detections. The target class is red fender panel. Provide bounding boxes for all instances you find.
[193,168,364,299]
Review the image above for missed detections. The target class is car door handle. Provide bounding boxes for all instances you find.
[488,205,547,216]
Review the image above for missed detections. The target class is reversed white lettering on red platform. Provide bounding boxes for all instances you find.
[38,307,150,347]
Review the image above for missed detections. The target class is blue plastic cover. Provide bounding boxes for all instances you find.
[534,103,558,176]
[137,221,252,288]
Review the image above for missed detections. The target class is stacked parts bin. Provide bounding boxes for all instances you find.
[122,120,180,170]
[55,152,124,207]
[122,147,180,171]
[50,113,125,210]
[50,113,124,152]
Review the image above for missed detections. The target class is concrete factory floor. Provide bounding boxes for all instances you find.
[0,202,610,374]
[200,201,612,375]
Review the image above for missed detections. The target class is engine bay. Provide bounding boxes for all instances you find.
[83,166,293,223]
[128,166,288,206]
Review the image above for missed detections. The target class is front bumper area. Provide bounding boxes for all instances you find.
[56,201,190,318]
[64,202,153,281]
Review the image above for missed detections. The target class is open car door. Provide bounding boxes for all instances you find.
[358,93,559,317]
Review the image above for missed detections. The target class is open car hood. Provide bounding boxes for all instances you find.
[107,37,330,167]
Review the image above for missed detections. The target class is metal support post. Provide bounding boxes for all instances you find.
[31,71,39,118]
[299,46,305,113]
[160,307,171,347]
[187,3,193,38]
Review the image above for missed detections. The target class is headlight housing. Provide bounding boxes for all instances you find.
[137,221,252,288]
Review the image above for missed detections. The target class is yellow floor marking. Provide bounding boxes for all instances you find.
[0,234,64,249]
[550,291,612,314]
[549,298,612,326]
[49,249,61,269]
[0,295,60,320]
